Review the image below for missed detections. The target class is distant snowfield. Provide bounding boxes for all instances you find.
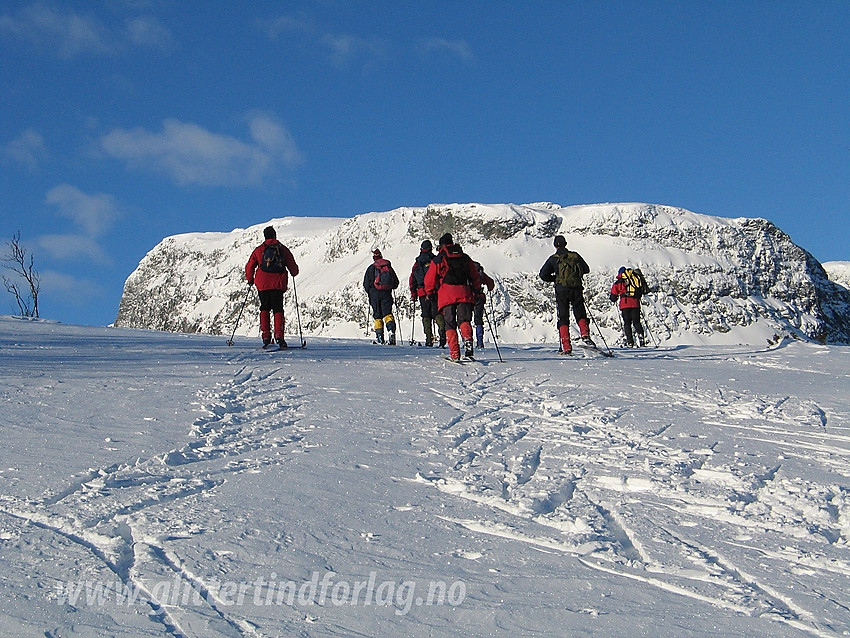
[1,316,849,637]
[825,261,850,291]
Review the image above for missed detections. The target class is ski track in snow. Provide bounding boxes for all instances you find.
[0,356,310,638]
[416,358,850,638]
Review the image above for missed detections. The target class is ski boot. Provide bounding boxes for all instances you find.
[388,331,396,346]
[463,339,474,359]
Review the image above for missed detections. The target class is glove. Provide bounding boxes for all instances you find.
[248,280,254,287]
[609,293,617,302]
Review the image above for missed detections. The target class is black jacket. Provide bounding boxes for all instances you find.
[539,248,590,291]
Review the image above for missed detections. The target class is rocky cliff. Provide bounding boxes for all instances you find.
[115,203,850,345]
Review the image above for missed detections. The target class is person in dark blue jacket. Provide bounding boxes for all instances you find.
[364,249,400,344]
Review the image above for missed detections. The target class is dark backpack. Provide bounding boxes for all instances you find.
[411,253,433,289]
[621,268,648,297]
[555,251,584,287]
[373,259,394,290]
[440,245,472,286]
[260,243,287,273]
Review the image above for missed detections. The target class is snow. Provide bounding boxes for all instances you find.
[824,262,850,291]
[1,315,849,637]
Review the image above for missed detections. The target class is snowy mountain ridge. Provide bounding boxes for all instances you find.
[115,202,850,345]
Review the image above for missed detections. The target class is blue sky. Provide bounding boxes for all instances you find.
[1,1,848,327]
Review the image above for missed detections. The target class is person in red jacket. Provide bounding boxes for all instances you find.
[245,226,299,348]
[424,233,482,360]
[610,266,646,347]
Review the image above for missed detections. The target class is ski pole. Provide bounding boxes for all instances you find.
[227,285,253,346]
[291,276,306,348]
[488,288,500,340]
[640,305,659,348]
[585,298,614,357]
[483,292,504,363]
[409,295,416,345]
[394,295,404,344]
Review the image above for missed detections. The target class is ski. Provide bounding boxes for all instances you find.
[575,342,614,358]
[443,355,479,365]
[261,342,300,352]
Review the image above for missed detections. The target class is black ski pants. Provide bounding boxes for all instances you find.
[419,294,439,321]
[442,302,473,330]
[473,298,485,327]
[555,287,587,328]
[258,289,284,313]
[369,290,394,319]
[621,307,644,345]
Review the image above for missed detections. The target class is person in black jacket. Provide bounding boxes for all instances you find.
[409,240,447,347]
[539,235,593,355]
[364,249,400,344]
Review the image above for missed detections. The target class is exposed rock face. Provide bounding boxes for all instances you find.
[115,203,850,345]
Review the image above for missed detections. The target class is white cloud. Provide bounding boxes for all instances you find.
[38,269,103,302]
[44,184,122,238]
[320,33,387,67]
[100,115,302,187]
[0,3,114,57]
[125,15,174,50]
[259,14,313,39]
[0,3,175,57]
[261,12,387,67]
[36,234,110,264]
[2,129,47,171]
[418,38,475,65]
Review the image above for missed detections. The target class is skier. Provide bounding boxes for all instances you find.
[610,266,647,347]
[409,240,446,347]
[245,225,299,348]
[539,235,593,355]
[364,249,400,344]
[472,262,496,349]
[424,233,482,361]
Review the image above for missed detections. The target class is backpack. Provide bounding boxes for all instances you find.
[621,268,648,298]
[555,251,584,287]
[373,259,394,290]
[260,243,287,273]
[410,253,433,289]
[440,245,472,286]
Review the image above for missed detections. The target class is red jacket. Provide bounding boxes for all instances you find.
[424,244,482,310]
[246,239,299,291]
[610,277,640,309]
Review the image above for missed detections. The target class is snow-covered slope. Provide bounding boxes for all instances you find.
[115,203,850,344]
[824,261,850,291]
[2,316,849,637]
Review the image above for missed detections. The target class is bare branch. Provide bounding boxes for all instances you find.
[2,232,40,318]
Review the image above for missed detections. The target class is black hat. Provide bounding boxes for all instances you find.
[438,233,453,247]
[421,240,433,251]
[263,226,276,240]
[553,235,566,248]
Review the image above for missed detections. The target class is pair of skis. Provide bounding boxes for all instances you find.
[260,340,306,352]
